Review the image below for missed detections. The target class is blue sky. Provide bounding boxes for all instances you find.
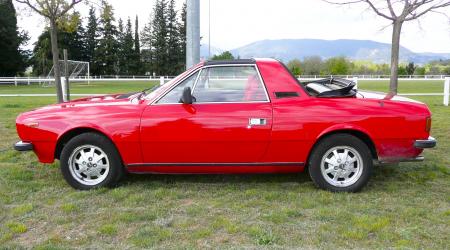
[15,0,450,53]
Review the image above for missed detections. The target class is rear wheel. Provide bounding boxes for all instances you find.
[60,133,124,190]
[308,134,373,192]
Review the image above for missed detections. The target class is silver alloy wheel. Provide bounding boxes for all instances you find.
[68,145,110,186]
[320,146,363,187]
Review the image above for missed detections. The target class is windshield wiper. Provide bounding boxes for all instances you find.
[137,85,160,99]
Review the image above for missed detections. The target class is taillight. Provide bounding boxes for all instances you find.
[425,117,431,132]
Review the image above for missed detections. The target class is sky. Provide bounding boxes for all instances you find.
[14,0,450,53]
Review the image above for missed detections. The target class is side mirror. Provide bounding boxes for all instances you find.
[180,87,194,104]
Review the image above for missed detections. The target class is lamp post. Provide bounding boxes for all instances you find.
[186,0,200,68]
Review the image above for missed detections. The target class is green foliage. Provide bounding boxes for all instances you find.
[301,56,323,75]
[414,66,425,75]
[211,51,235,60]
[398,64,408,75]
[406,62,416,75]
[96,0,119,75]
[121,18,135,75]
[287,59,302,75]
[324,56,351,75]
[31,13,85,76]
[0,0,29,76]
[151,0,169,75]
[166,0,182,75]
[26,0,186,76]
[132,15,142,75]
[85,6,99,75]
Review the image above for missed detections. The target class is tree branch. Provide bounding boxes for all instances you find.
[386,0,397,17]
[323,0,396,20]
[405,1,450,20]
[15,0,49,18]
[58,0,83,17]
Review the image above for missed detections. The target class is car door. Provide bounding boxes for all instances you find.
[140,65,272,164]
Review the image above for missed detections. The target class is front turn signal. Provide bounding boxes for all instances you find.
[25,122,39,128]
[425,117,431,132]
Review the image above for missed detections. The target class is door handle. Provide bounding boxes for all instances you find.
[248,118,267,127]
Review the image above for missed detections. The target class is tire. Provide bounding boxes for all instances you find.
[60,132,124,190]
[308,134,373,192]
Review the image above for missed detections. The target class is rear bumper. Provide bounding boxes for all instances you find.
[414,136,436,149]
[14,141,33,151]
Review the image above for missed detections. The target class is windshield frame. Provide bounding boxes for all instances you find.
[143,62,204,102]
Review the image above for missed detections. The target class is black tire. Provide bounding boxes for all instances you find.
[60,132,124,190]
[308,134,373,192]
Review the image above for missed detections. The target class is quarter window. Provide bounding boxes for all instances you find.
[193,66,267,103]
[157,72,199,104]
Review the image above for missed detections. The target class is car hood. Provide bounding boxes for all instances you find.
[69,92,139,102]
[22,93,142,115]
[356,90,424,104]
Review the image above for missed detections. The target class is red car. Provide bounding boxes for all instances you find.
[14,59,436,192]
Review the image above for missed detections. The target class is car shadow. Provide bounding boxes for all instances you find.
[122,172,312,185]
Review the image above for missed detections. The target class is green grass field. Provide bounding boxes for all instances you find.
[0,81,449,248]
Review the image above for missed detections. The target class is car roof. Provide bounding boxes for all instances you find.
[203,59,256,66]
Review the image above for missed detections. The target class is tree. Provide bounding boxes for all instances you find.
[179,2,187,70]
[151,0,168,75]
[121,17,135,74]
[287,59,302,76]
[16,0,82,103]
[85,6,99,75]
[302,56,323,75]
[0,0,28,76]
[405,62,416,75]
[398,64,408,75]
[211,51,235,60]
[96,0,119,75]
[326,0,450,96]
[167,0,181,75]
[63,12,85,61]
[141,13,154,74]
[116,18,126,74]
[324,56,351,75]
[132,15,142,75]
[31,12,85,76]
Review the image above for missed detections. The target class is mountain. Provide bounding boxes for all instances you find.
[200,44,224,59]
[228,39,450,64]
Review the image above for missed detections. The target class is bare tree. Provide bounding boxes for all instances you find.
[325,0,450,95]
[15,0,83,103]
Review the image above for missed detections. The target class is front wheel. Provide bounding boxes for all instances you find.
[60,132,124,190]
[308,134,373,192]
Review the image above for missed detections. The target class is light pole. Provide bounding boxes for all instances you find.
[208,0,211,59]
[186,0,200,68]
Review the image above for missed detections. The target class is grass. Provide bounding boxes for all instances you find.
[0,81,449,248]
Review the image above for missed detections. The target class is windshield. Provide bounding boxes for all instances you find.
[144,62,203,100]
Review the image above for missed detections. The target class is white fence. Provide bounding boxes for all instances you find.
[1,76,449,106]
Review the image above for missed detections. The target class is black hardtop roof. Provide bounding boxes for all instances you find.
[204,59,256,66]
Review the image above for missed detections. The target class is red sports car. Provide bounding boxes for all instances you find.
[14,59,436,192]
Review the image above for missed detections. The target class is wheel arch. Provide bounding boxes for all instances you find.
[306,128,378,167]
[54,127,116,160]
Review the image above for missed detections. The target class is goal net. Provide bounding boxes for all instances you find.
[43,60,89,87]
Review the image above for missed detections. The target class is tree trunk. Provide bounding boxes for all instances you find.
[389,20,403,96]
[49,19,63,103]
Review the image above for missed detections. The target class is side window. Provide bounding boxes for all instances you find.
[157,72,199,104]
[193,66,267,103]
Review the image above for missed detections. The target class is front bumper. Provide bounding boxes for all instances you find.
[414,136,437,149]
[14,141,33,151]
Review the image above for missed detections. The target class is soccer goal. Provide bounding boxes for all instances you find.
[42,60,90,87]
